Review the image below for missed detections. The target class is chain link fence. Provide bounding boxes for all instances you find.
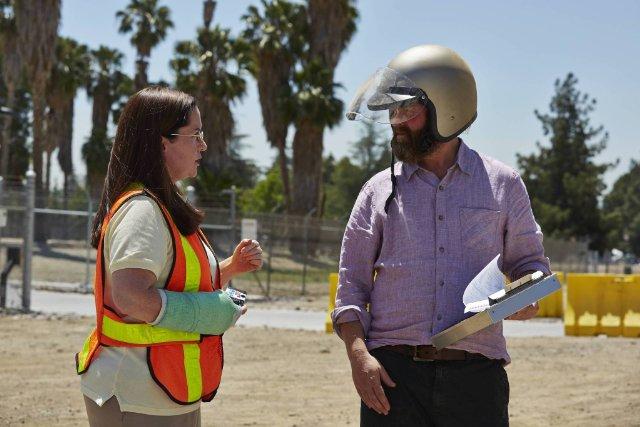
[2,176,636,311]
[0,178,344,309]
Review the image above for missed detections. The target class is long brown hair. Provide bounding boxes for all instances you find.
[90,86,204,248]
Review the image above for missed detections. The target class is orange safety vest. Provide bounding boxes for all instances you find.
[76,186,224,405]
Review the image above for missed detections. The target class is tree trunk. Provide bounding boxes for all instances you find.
[32,95,46,193]
[57,96,75,201]
[292,118,324,216]
[45,149,52,196]
[135,58,149,90]
[33,94,48,243]
[91,82,111,136]
[277,143,291,212]
[86,82,112,200]
[256,51,293,212]
[0,86,15,178]
[200,95,232,175]
[290,118,324,256]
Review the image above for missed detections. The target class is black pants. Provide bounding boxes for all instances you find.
[361,347,509,427]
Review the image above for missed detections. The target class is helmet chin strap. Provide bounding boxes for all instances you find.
[384,151,397,214]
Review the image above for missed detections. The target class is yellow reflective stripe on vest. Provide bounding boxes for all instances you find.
[181,235,201,293]
[183,343,203,402]
[102,315,200,345]
[77,328,97,372]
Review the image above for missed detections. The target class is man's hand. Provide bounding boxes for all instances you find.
[506,301,539,320]
[349,349,396,415]
[339,320,396,415]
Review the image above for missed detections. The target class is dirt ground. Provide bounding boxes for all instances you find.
[0,313,639,427]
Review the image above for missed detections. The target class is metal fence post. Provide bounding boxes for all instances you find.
[22,170,35,311]
[301,208,316,295]
[230,185,236,244]
[222,186,237,254]
[265,222,273,298]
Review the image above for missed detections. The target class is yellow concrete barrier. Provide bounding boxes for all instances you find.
[565,274,640,337]
[325,273,338,333]
[323,271,640,337]
[537,272,564,317]
[623,276,640,337]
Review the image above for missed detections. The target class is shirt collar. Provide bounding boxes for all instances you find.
[400,138,474,180]
[455,139,474,176]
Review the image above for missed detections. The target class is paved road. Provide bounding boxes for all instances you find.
[7,289,565,337]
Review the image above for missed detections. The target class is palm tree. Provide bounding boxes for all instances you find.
[14,0,61,195]
[45,37,90,200]
[241,0,307,213]
[289,0,358,217]
[171,12,250,180]
[0,0,21,179]
[116,0,173,90]
[290,61,343,217]
[83,46,133,201]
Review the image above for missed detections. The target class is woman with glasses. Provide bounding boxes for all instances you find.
[76,86,262,426]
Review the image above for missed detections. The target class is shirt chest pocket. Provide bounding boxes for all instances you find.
[459,207,501,251]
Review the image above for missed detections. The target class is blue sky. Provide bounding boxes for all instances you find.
[57,0,640,190]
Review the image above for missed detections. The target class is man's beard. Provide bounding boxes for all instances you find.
[390,124,440,163]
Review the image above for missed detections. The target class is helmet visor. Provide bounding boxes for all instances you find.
[346,67,425,125]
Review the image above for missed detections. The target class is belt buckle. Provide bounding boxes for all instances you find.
[412,346,435,362]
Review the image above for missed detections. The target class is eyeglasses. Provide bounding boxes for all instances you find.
[169,130,205,142]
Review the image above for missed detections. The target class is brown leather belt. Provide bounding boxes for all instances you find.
[379,345,487,362]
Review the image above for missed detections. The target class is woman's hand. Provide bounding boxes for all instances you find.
[219,239,263,286]
[230,239,263,275]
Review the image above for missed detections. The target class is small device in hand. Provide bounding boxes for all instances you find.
[226,287,247,306]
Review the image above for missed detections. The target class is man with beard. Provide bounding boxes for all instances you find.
[332,45,550,426]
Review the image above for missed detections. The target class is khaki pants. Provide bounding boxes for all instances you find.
[84,396,201,427]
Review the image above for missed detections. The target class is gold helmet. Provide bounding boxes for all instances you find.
[347,44,477,141]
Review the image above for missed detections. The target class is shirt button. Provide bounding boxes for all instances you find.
[437,314,442,321]
[438,214,444,221]
[438,185,445,191]
[439,247,444,253]
[440,281,445,287]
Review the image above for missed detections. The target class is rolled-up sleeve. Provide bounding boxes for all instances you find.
[502,173,551,280]
[331,183,380,338]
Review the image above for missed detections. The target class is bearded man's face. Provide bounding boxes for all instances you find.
[390,105,440,163]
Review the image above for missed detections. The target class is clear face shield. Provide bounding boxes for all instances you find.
[346,67,426,125]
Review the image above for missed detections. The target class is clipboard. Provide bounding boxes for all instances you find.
[431,273,561,350]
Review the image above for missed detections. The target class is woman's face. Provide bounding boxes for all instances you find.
[162,107,206,182]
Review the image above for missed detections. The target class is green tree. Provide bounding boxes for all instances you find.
[603,161,640,255]
[45,37,91,200]
[517,73,615,251]
[323,156,365,220]
[0,0,20,178]
[83,46,133,201]
[242,0,307,212]
[14,0,61,194]
[321,122,390,220]
[171,2,252,194]
[2,88,31,181]
[194,134,259,202]
[116,0,173,90]
[351,120,389,177]
[239,162,284,214]
[290,0,358,218]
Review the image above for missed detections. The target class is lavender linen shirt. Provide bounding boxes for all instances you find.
[331,141,551,363]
